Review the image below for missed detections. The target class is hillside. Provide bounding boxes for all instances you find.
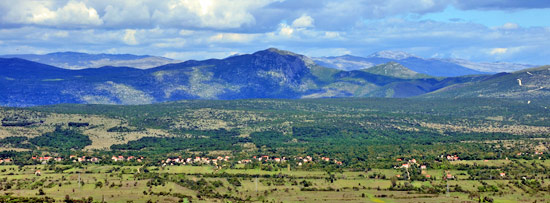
[0,48,495,107]
[361,62,431,79]
[424,65,550,100]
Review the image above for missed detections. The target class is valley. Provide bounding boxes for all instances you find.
[1,98,549,202]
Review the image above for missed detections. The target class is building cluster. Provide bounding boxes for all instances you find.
[395,158,431,178]
[162,156,231,166]
[443,154,459,161]
[397,158,419,169]
[0,158,12,164]
[31,155,100,163]
[236,155,343,166]
[112,155,143,162]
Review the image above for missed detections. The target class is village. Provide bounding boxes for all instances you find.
[1,154,344,168]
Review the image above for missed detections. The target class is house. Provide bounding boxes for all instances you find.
[396,158,402,162]
[410,159,417,164]
[446,155,459,161]
[401,163,410,168]
[274,158,281,162]
[35,170,41,176]
[55,157,63,162]
[396,174,401,178]
[500,173,506,177]
[446,174,453,179]
[425,175,431,178]
[420,165,427,170]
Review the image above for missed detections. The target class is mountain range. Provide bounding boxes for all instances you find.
[0,52,179,70]
[313,51,535,76]
[0,48,547,107]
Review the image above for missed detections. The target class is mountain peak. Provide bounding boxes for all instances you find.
[254,48,315,67]
[369,50,418,60]
[362,62,431,79]
[263,48,299,56]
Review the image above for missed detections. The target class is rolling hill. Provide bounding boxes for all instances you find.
[424,65,550,101]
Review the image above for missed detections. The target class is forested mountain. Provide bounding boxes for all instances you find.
[1,48,547,107]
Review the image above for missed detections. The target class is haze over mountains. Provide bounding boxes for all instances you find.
[1,52,179,70]
[0,48,547,107]
[313,51,536,76]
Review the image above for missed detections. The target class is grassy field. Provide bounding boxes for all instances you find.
[1,161,550,203]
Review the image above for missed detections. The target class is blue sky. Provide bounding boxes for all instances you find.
[0,0,549,65]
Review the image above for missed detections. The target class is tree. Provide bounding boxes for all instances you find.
[37,188,45,195]
[95,181,103,188]
[390,176,397,188]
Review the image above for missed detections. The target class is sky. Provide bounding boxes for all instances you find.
[0,0,549,65]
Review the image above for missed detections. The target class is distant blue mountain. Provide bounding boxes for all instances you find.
[314,51,490,77]
[0,52,178,70]
[4,48,543,107]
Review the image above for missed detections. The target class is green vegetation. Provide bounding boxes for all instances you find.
[0,98,549,201]
[28,127,92,150]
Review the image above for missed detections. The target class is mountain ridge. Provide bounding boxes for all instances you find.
[1,48,547,107]
[314,51,537,76]
[0,52,179,70]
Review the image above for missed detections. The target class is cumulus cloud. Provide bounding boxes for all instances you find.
[150,0,276,29]
[490,48,508,55]
[292,14,314,28]
[101,1,151,28]
[277,23,294,37]
[123,29,138,45]
[0,0,549,66]
[0,0,102,28]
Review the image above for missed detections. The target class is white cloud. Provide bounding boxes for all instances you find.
[324,31,341,39]
[208,33,257,43]
[102,1,150,28]
[278,23,294,37]
[292,14,314,28]
[0,0,103,28]
[490,48,508,55]
[123,29,138,45]
[501,22,519,30]
[179,29,195,36]
[151,0,276,29]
